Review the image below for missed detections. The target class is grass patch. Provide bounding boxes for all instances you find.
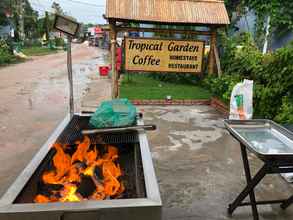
[0,57,26,68]
[22,46,58,56]
[120,74,211,100]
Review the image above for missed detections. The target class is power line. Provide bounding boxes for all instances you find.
[30,0,105,13]
[34,0,105,7]
[32,1,101,16]
[29,0,105,23]
[58,0,104,8]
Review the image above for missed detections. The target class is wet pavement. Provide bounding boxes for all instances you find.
[0,44,109,197]
[1,44,293,220]
[139,105,293,220]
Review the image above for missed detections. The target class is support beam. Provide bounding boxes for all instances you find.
[115,26,212,36]
[109,21,118,99]
[214,46,222,77]
[208,29,217,75]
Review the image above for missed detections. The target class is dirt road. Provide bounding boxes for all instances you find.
[0,44,107,196]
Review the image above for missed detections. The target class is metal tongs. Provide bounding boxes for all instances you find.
[80,112,156,135]
[82,124,156,135]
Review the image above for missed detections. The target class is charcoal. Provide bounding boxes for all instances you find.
[38,183,63,192]
[64,144,78,156]
[73,162,87,169]
[96,144,107,155]
[76,175,96,198]
[94,166,104,181]
[45,149,57,171]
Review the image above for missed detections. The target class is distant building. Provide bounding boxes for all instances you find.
[0,24,14,39]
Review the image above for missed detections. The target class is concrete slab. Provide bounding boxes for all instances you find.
[139,105,293,220]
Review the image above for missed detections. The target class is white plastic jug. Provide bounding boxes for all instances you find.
[229,79,254,120]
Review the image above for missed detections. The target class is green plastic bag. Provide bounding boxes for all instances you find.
[89,99,137,128]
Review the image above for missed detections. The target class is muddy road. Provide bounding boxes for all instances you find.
[0,44,107,196]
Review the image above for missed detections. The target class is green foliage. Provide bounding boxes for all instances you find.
[246,0,293,31]
[52,2,65,15]
[224,1,293,48]
[54,37,65,47]
[203,75,241,103]
[0,39,14,65]
[23,39,41,47]
[23,0,39,39]
[275,96,293,124]
[253,85,284,119]
[204,33,293,123]
[22,46,57,56]
[0,0,10,26]
[220,32,263,78]
[258,44,293,90]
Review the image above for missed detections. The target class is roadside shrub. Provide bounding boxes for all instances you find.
[220,32,263,78]
[259,43,293,90]
[253,85,284,119]
[203,75,286,120]
[23,39,41,47]
[275,96,293,123]
[204,32,293,123]
[203,74,241,103]
[0,40,14,65]
[54,37,65,47]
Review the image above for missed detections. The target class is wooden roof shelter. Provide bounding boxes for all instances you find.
[105,0,230,98]
[106,0,230,26]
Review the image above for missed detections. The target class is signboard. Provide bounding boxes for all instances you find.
[54,14,80,37]
[125,38,205,73]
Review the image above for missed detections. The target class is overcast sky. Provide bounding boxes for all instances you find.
[29,0,106,24]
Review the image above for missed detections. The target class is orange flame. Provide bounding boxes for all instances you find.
[42,143,71,185]
[71,136,91,164]
[34,137,124,203]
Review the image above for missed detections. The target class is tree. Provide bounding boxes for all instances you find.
[0,0,11,26]
[23,0,39,39]
[3,0,39,41]
[52,2,64,15]
[43,11,50,40]
[224,0,293,49]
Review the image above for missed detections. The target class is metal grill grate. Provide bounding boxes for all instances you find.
[56,115,139,145]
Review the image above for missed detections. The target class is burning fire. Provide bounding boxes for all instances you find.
[34,136,125,203]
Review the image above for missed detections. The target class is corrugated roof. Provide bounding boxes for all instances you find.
[106,0,230,25]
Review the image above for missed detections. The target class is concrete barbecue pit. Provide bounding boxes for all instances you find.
[0,114,161,220]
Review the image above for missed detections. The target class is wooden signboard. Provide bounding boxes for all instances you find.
[54,14,80,37]
[125,37,205,73]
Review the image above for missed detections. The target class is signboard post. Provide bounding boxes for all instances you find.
[53,15,80,117]
[125,38,205,74]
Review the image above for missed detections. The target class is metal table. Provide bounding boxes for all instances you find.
[224,119,293,220]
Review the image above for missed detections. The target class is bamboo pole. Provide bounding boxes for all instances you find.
[214,46,222,77]
[109,21,118,99]
[208,29,217,75]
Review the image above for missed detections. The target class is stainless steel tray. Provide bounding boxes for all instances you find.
[224,119,293,162]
